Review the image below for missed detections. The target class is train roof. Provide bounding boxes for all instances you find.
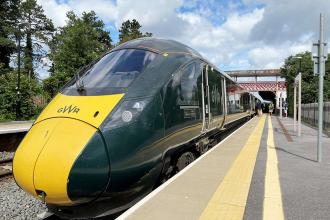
[114,38,236,80]
[112,38,251,96]
[112,37,203,58]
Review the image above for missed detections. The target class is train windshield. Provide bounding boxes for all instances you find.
[62,49,157,95]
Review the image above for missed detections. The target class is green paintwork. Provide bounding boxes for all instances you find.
[67,131,110,204]
[100,94,164,197]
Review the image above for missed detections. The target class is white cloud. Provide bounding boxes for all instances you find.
[36,0,330,77]
[37,0,117,27]
[249,0,330,44]
[115,0,182,27]
[248,46,282,69]
[68,0,117,22]
[37,0,71,27]
[177,8,264,68]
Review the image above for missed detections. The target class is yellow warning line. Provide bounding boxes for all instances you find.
[263,117,284,220]
[199,116,266,220]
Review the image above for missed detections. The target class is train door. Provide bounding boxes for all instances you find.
[201,64,210,132]
[162,61,204,145]
[208,67,225,130]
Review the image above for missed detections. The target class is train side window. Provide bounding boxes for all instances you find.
[208,68,223,117]
[226,79,237,114]
[163,62,203,132]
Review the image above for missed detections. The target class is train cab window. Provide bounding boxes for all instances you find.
[62,49,157,95]
[181,63,195,80]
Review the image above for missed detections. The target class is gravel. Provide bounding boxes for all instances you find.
[0,176,47,220]
[0,152,14,161]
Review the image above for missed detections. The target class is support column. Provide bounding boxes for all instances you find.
[280,93,282,118]
[294,85,297,132]
[298,72,302,136]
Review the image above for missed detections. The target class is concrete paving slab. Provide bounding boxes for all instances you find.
[273,116,330,220]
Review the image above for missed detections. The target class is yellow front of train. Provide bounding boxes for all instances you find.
[13,93,124,205]
[13,46,159,210]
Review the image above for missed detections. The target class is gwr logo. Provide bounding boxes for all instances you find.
[57,105,80,114]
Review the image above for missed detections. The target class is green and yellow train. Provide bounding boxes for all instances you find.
[13,38,260,218]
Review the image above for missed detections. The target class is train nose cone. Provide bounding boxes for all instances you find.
[13,118,110,205]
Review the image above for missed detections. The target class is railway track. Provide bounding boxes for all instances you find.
[0,158,13,178]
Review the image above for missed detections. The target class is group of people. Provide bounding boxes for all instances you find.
[255,101,275,117]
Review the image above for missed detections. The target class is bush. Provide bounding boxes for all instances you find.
[0,71,42,121]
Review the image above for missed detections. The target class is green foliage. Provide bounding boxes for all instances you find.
[119,19,152,44]
[19,0,54,76]
[43,72,70,98]
[45,11,112,97]
[281,51,330,116]
[1,1,153,120]
[0,71,42,120]
[0,0,19,73]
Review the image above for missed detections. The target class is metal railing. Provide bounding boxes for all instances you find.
[301,102,330,134]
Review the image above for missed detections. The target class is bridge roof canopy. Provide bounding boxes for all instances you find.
[226,69,281,77]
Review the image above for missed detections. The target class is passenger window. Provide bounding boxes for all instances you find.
[163,62,203,131]
[208,68,223,117]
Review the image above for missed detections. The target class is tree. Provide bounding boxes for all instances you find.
[18,0,54,77]
[44,11,112,96]
[119,19,152,44]
[0,0,19,74]
[0,71,42,120]
[280,51,330,116]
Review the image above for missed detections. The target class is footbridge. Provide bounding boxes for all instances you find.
[226,69,287,111]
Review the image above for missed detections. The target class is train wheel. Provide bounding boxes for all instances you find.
[176,152,196,172]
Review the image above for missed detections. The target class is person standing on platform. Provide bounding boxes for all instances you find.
[256,101,262,116]
[284,101,288,117]
[269,102,274,116]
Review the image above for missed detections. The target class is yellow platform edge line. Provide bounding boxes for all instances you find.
[199,116,267,220]
[263,117,284,220]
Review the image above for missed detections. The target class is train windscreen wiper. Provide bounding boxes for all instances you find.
[75,73,85,92]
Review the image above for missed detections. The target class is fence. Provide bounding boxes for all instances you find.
[301,102,330,134]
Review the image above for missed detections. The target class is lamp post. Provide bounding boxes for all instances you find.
[293,56,302,136]
[15,24,22,120]
[312,13,327,162]
[295,56,302,137]
[14,21,29,120]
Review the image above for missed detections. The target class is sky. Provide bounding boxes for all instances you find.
[36,0,330,78]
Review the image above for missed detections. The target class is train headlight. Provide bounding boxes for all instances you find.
[121,110,133,122]
[102,98,151,129]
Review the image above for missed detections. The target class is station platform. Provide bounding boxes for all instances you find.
[0,121,33,134]
[117,115,330,220]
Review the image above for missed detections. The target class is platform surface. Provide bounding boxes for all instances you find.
[0,121,33,134]
[117,115,330,220]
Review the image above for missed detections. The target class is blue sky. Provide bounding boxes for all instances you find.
[36,0,330,79]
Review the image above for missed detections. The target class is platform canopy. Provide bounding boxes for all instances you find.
[250,92,272,104]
